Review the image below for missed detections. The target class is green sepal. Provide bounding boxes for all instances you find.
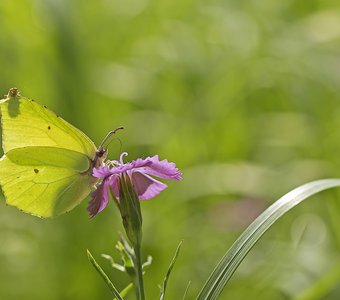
[115,173,143,247]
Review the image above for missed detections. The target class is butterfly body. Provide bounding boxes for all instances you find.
[0,89,105,217]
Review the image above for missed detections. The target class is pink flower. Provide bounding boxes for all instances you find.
[88,153,182,217]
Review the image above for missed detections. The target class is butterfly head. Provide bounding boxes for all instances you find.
[6,87,20,98]
[94,146,108,168]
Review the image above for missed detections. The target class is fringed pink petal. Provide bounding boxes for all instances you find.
[136,155,182,180]
[87,178,109,218]
[93,165,111,178]
[131,171,168,200]
[108,175,120,200]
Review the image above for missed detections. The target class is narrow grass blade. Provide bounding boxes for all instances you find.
[160,241,183,300]
[87,250,125,300]
[182,281,191,300]
[196,179,340,300]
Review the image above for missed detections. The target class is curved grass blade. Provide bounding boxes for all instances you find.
[196,179,340,300]
[87,250,125,300]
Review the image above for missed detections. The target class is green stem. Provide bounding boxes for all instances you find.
[132,274,141,300]
[134,243,146,300]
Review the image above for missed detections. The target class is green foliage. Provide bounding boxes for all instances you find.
[1,0,340,299]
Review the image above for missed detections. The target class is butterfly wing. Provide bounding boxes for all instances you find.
[0,94,96,158]
[0,92,99,217]
[0,147,97,217]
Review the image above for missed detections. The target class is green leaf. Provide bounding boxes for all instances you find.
[87,250,125,300]
[142,256,153,270]
[101,254,126,272]
[160,241,183,300]
[115,283,134,299]
[196,179,340,300]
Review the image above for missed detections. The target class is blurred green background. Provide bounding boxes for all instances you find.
[1,0,340,299]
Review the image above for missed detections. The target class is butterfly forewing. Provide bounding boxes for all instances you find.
[0,95,96,158]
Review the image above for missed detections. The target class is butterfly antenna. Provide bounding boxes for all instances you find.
[105,137,123,153]
[119,138,123,154]
[100,127,124,149]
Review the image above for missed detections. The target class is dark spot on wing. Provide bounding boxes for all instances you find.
[34,169,39,174]
[43,105,47,109]
[48,125,51,130]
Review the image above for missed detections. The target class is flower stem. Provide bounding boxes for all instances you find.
[134,243,146,300]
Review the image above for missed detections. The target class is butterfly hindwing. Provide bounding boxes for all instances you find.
[0,147,97,217]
